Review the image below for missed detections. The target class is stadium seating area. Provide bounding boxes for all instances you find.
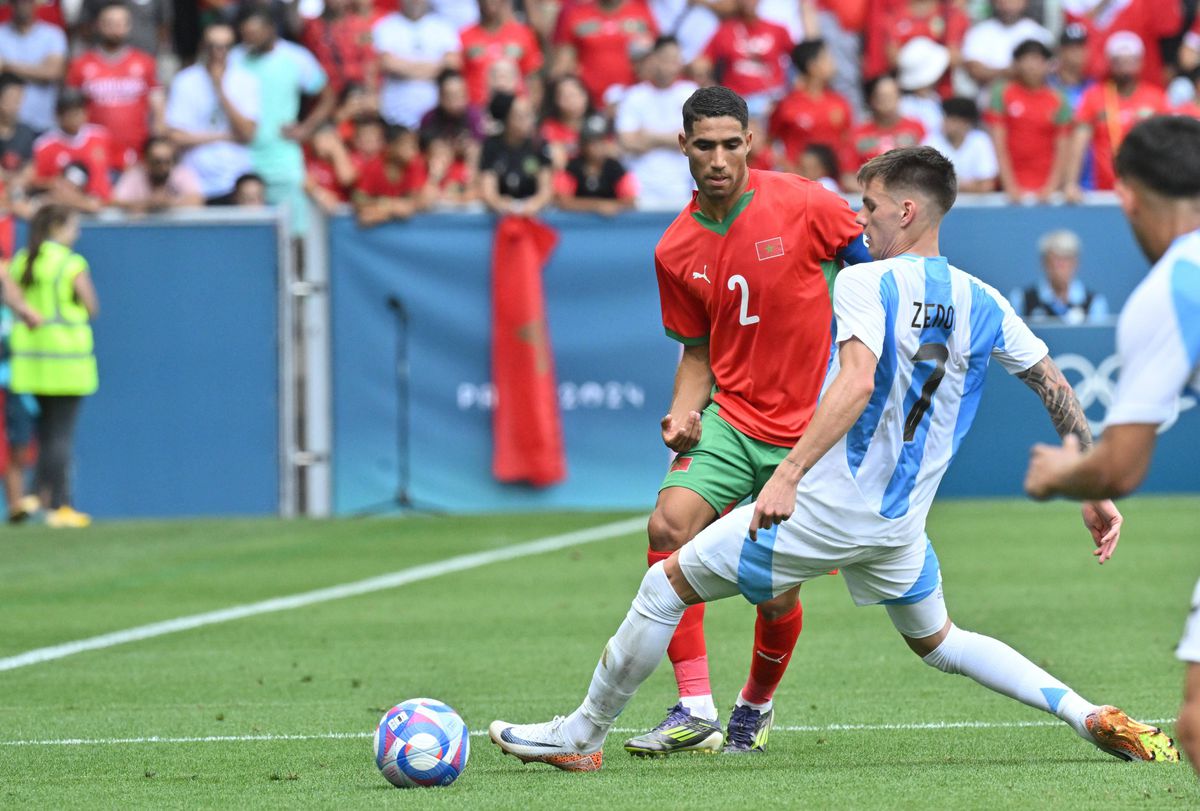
[2,0,1199,229]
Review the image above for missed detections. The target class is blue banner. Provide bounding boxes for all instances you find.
[329,206,1197,514]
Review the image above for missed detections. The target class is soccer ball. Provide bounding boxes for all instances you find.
[374,698,469,788]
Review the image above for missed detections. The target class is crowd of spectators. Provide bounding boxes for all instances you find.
[1,0,1199,227]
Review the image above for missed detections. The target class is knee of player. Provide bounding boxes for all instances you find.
[756,589,800,622]
[647,509,692,552]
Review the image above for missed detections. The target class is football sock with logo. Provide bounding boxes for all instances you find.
[738,601,803,710]
[565,562,688,752]
[921,624,1098,739]
[648,548,716,720]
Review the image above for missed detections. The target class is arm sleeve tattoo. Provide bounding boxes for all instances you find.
[1017,356,1094,449]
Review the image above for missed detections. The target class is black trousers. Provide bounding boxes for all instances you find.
[33,395,83,510]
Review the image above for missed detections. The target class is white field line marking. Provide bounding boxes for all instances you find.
[0,517,647,674]
[0,719,1177,747]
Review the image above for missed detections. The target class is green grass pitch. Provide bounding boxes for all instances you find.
[1,497,1198,808]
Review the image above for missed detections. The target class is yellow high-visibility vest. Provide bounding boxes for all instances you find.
[8,241,97,396]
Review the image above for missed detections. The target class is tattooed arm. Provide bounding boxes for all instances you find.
[1016,355,1093,448]
[1019,354,1125,564]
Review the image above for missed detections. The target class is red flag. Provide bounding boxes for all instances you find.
[491,215,566,487]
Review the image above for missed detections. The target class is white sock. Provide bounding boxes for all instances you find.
[735,692,773,713]
[922,625,1099,739]
[563,563,687,752]
[680,694,718,721]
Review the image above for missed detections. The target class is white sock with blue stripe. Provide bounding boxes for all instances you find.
[922,624,1097,739]
[563,563,688,752]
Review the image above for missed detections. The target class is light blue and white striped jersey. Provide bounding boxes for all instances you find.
[1106,229,1200,427]
[792,254,1048,546]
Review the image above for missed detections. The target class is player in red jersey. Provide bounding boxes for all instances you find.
[986,39,1073,202]
[460,0,542,106]
[1065,31,1166,198]
[551,0,657,106]
[65,1,160,171]
[621,85,870,758]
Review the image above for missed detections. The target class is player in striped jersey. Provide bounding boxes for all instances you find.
[490,146,1176,771]
[1025,115,1200,773]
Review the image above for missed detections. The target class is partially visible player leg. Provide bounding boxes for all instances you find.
[1177,664,1200,773]
[490,513,748,771]
[724,586,801,754]
[880,551,1177,762]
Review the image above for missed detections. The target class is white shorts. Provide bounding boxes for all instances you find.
[1178,578,1200,663]
[678,501,946,637]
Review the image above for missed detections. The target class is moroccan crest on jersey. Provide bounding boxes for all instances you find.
[755,237,785,261]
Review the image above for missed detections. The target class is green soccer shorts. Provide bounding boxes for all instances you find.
[659,405,791,514]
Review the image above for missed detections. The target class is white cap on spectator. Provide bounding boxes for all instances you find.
[1038,229,1082,257]
[1104,31,1144,60]
[897,37,951,91]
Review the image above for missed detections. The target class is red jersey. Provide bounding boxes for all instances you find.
[306,151,351,202]
[460,19,543,105]
[301,14,376,94]
[66,48,158,170]
[865,2,968,80]
[655,170,862,446]
[850,117,925,165]
[1065,0,1181,86]
[985,80,1072,192]
[33,124,112,201]
[0,0,64,27]
[554,0,658,104]
[1074,80,1166,190]
[355,155,428,198]
[768,86,854,170]
[701,17,792,97]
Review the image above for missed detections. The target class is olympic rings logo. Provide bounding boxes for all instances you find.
[1054,353,1196,436]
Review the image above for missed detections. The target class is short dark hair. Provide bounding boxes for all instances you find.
[1115,115,1200,198]
[802,143,838,179]
[863,73,897,104]
[55,88,86,114]
[0,73,25,94]
[234,172,264,189]
[857,146,958,216]
[651,34,679,53]
[143,135,174,155]
[436,68,463,89]
[942,96,979,124]
[791,38,826,75]
[1013,38,1053,61]
[95,0,129,17]
[237,5,275,28]
[385,124,415,145]
[682,86,748,135]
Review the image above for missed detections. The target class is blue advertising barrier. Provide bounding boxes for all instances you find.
[329,204,1199,514]
[28,218,284,518]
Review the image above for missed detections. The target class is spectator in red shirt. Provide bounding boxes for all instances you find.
[354,124,430,226]
[986,39,1073,203]
[66,1,163,171]
[460,0,543,107]
[767,38,854,174]
[863,0,968,86]
[553,116,637,215]
[305,124,358,211]
[349,112,386,168]
[1066,30,1167,199]
[540,73,592,170]
[301,0,378,99]
[693,0,793,119]
[1063,0,1182,87]
[848,73,924,187]
[551,0,658,106]
[31,90,112,212]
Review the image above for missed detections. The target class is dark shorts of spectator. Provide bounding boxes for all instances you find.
[4,388,34,449]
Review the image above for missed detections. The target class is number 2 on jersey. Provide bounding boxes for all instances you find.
[903,343,948,442]
[727,275,760,326]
